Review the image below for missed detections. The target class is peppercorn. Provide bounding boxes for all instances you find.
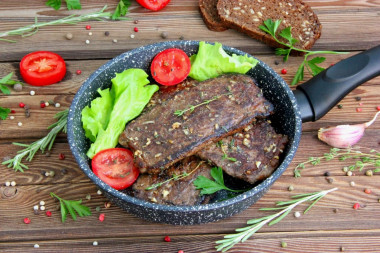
[93,241,98,246]
[160,31,168,39]
[95,206,101,212]
[65,33,73,40]
[364,188,372,194]
[366,170,373,176]
[76,70,82,75]
[377,106,380,111]
[86,194,91,200]
[333,208,338,213]
[294,211,301,218]
[40,103,46,108]
[104,31,110,36]
[164,236,171,242]
[59,153,65,160]
[324,171,331,177]
[326,177,334,184]
[99,213,105,222]
[13,83,22,91]
[134,27,139,32]
[24,217,31,224]
[46,211,52,217]
[19,102,25,108]
[353,203,360,210]
[288,185,294,191]
[281,241,287,248]
[274,60,279,65]
[104,202,111,208]
[281,68,287,74]
[346,171,353,176]
[337,104,343,109]
[134,20,139,24]
[86,25,91,30]
[355,96,362,101]
[356,108,362,112]
[179,35,185,40]
[61,168,68,175]
[178,250,184,253]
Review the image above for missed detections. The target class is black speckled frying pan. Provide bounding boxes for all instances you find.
[67,41,380,225]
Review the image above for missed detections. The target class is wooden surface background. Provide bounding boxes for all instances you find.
[1,0,380,252]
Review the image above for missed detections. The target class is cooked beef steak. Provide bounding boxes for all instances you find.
[119,74,273,173]
[132,157,212,205]
[197,120,288,184]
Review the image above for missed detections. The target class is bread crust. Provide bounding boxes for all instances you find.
[216,0,322,51]
[199,0,228,32]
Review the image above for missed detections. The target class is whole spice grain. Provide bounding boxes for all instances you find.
[59,153,65,160]
[281,241,288,248]
[353,203,360,210]
[98,213,105,222]
[160,31,168,39]
[104,31,110,36]
[164,236,171,242]
[337,104,343,109]
[65,33,73,40]
[24,217,31,224]
[281,68,287,74]
[364,189,372,194]
[355,96,362,101]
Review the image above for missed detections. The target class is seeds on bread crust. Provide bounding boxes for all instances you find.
[216,0,322,51]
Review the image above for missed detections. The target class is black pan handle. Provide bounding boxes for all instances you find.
[293,45,380,122]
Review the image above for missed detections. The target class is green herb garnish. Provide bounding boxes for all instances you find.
[294,147,380,177]
[194,167,244,195]
[145,162,204,190]
[259,19,348,85]
[46,0,82,10]
[217,141,237,162]
[2,109,68,172]
[0,73,22,95]
[50,193,91,223]
[174,92,232,116]
[0,107,11,120]
[0,6,112,43]
[216,188,338,252]
[112,0,131,20]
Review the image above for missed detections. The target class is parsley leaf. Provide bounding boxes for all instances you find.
[307,56,326,76]
[46,0,81,10]
[50,192,91,223]
[112,0,131,20]
[0,72,21,95]
[193,167,245,195]
[259,18,348,85]
[0,107,11,120]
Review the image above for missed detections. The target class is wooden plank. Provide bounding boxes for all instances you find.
[0,173,379,242]
[0,1,380,61]
[1,230,380,253]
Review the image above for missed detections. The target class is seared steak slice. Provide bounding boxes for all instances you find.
[119,74,273,173]
[197,120,288,184]
[132,157,212,205]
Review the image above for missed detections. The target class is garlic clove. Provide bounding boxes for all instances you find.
[318,111,379,148]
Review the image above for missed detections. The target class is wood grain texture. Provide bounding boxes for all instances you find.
[0,1,380,252]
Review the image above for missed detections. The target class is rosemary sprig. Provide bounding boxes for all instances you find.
[0,6,112,43]
[216,187,338,252]
[145,161,204,190]
[294,147,380,177]
[2,109,68,172]
[174,92,232,116]
[0,72,22,95]
[259,19,348,85]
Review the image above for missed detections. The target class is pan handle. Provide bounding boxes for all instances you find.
[293,45,380,122]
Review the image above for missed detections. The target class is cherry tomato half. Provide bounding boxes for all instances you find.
[150,48,191,86]
[91,148,139,190]
[136,0,170,11]
[20,51,66,86]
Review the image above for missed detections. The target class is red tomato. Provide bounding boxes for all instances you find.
[151,48,191,86]
[91,148,139,190]
[136,0,170,11]
[20,51,66,86]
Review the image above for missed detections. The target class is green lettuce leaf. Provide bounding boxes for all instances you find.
[81,88,113,142]
[85,69,158,158]
[189,41,258,81]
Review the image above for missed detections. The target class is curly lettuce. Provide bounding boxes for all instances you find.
[189,41,258,81]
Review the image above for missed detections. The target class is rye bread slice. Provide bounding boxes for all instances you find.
[216,0,322,51]
[199,0,228,32]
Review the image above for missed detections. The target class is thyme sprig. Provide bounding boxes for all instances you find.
[145,161,204,190]
[2,109,68,172]
[217,140,237,162]
[294,147,380,177]
[259,19,348,85]
[174,92,232,116]
[216,187,338,252]
[0,6,112,43]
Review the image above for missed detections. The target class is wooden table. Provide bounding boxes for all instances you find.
[1,1,380,252]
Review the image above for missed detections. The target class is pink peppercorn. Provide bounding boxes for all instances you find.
[19,102,25,108]
[377,106,380,111]
[353,203,360,210]
[76,70,82,75]
[46,211,52,217]
[178,250,184,253]
[356,108,362,112]
[86,25,91,30]
[134,27,139,32]
[164,236,171,242]
[59,153,65,160]
[40,103,46,108]
[364,189,372,194]
[11,110,16,114]
[281,68,287,74]
[99,213,105,222]
[24,217,31,224]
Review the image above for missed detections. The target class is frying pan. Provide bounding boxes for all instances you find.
[67,41,380,225]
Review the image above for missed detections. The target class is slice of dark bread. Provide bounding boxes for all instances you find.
[216,0,322,50]
[199,0,228,32]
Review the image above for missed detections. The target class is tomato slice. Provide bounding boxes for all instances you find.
[91,148,139,190]
[136,0,170,11]
[20,51,66,86]
[150,48,191,86]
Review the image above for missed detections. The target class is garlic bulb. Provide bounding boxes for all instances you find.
[318,111,379,148]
